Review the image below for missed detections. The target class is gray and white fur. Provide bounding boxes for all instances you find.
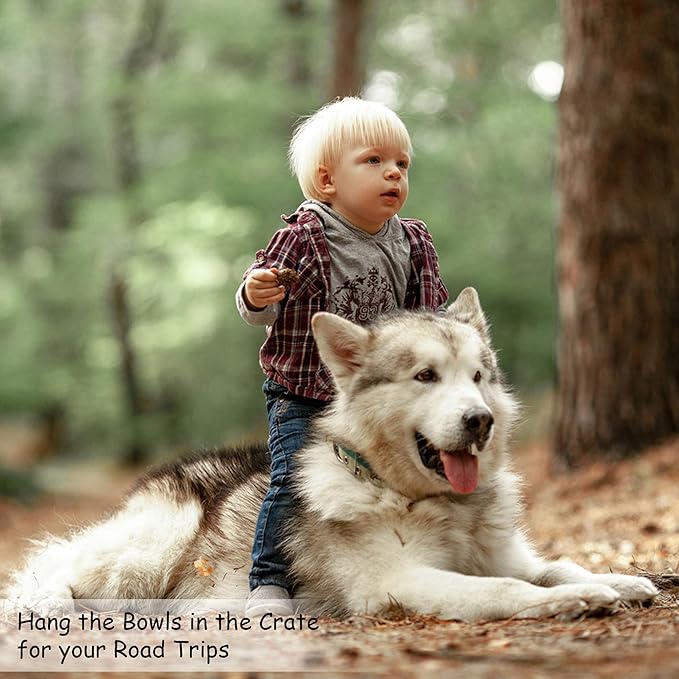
[6,288,657,621]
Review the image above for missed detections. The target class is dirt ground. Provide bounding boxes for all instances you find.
[1,437,678,678]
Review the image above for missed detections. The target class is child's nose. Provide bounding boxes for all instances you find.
[385,163,402,179]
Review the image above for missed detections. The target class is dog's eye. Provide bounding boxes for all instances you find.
[415,369,438,383]
[473,370,482,383]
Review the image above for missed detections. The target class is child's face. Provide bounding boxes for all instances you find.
[319,143,410,234]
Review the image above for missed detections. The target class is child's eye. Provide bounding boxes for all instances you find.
[397,160,409,170]
[366,156,380,164]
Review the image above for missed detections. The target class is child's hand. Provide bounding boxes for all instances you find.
[243,268,286,311]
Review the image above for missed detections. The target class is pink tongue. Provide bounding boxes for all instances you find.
[441,450,479,494]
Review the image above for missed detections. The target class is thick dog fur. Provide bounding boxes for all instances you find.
[6,288,657,621]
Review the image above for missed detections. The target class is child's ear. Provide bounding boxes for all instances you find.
[317,165,336,198]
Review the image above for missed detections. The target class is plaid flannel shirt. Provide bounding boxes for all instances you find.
[238,206,449,402]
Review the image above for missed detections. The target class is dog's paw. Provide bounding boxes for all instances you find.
[5,580,76,617]
[590,574,658,603]
[517,583,621,620]
[6,595,75,618]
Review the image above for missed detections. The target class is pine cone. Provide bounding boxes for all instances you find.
[276,268,300,290]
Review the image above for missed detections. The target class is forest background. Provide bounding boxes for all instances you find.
[0,0,567,467]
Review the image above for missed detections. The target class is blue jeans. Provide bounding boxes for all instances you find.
[249,379,326,592]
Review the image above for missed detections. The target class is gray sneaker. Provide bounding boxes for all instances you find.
[245,585,295,617]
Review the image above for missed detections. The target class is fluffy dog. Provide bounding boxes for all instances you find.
[6,288,657,621]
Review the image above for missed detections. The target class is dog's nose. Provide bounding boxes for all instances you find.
[462,409,494,444]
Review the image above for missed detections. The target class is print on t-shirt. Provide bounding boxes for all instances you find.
[330,267,397,323]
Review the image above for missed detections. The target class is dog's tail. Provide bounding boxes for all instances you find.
[6,489,203,613]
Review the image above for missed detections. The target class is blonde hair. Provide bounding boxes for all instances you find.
[288,97,412,201]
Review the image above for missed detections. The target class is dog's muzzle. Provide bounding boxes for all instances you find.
[415,408,494,479]
[415,432,446,476]
[462,409,494,449]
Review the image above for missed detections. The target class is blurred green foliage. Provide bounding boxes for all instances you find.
[0,0,561,458]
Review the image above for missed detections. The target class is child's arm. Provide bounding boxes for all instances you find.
[404,218,449,312]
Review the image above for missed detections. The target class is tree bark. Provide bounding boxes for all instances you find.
[112,0,166,227]
[554,0,679,467]
[330,0,369,98]
[42,143,85,232]
[109,272,145,465]
[281,0,313,89]
[109,0,166,465]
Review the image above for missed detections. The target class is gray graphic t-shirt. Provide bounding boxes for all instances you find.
[304,201,411,324]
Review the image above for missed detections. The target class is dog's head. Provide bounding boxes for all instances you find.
[311,288,519,500]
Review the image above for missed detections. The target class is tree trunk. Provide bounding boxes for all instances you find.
[112,0,166,227]
[330,0,369,98]
[554,0,679,467]
[109,0,166,465]
[281,0,313,89]
[109,272,145,465]
[42,143,85,232]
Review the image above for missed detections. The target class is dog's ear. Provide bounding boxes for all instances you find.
[312,312,370,384]
[446,287,490,340]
